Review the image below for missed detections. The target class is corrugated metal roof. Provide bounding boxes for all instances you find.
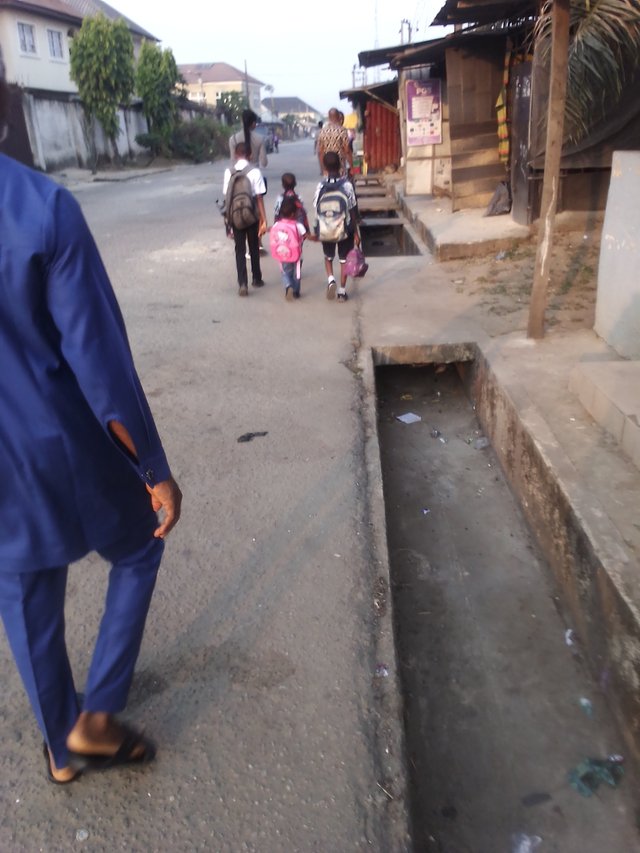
[432,0,535,26]
[359,24,528,69]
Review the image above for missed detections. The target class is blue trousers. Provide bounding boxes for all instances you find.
[0,535,163,767]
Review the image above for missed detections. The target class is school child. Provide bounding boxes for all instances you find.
[269,196,307,301]
[222,141,267,296]
[274,173,311,234]
[313,151,360,302]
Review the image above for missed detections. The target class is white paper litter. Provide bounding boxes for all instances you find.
[396,412,422,424]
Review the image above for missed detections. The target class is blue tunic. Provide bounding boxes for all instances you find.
[0,153,171,572]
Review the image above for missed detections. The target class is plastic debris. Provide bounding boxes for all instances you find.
[237,431,268,443]
[400,393,413,401]
[430,427,441,438]
[375,664,389,678]
[76,830,89,842]
[485,181,512,216]
[474,437,490,450]
[565,628,575,646]
[521,792,552,808]
[608,753,624,764]
[579,697,594,718]
[568,757,624,797]
[496,250,507,260]
[438,436,448,444]
[396,412,421,424]
[511,833,542,853]
[422,508,431,515]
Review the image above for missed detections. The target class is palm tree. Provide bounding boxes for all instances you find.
[533,0,640,143]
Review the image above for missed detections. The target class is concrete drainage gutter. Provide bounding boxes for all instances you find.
[365,338,640,825]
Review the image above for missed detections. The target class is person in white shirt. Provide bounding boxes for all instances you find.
[223,142,268,296]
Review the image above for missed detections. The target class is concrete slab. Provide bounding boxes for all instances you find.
[395,193,531,261]
[570,360,640,468]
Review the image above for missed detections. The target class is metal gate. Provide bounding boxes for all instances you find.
[364,100,400,172]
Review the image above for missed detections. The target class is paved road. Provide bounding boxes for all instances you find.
[0,142,408,851]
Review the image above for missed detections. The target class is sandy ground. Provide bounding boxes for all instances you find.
[439,226,600,338]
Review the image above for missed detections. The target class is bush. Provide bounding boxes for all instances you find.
[136,131,169,158]
[170,117,230,163]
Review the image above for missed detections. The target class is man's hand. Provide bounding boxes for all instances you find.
[146,476,182,538]
[258,219,267,238]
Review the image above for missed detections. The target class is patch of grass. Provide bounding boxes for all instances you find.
[489,282,508,295]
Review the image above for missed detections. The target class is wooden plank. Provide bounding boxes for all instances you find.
[360,217,408,227]
[357,197,401,212]
[452,190,495,211]
[450,133,499,156]
[450,148,502,169]
[450,120,497,140]
[453,173,507,196]
[451,163,505,183]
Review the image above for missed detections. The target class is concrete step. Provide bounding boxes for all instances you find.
[357,197,401,213]
[569,360,640,470]
[360,216,408,227]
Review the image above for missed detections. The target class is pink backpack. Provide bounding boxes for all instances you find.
[269,219,303,264]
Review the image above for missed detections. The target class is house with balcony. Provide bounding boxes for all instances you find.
[0,0,157,94]
[0,0,159,170]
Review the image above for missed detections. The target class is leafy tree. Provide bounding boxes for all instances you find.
[70,14,135,164]
[217,90,248,124]
[534,0,640,142]
[136,41,180,139]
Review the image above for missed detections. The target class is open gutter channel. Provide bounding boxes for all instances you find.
[375,362,639,852]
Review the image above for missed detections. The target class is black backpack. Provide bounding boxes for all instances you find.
[224,165,258,230]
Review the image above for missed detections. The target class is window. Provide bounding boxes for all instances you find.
[47,29,64,59]
[18,22,37,55]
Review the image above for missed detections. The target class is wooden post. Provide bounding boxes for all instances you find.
[527,0,571,338]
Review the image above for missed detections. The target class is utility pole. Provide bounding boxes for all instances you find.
[244,59,249,107]
[527,0,571,338]
[399,18,412,45]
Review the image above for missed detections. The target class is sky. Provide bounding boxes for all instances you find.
[115,0,449,114]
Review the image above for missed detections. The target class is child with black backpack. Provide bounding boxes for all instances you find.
[274,173,310,234]
[313,152,360,302]
[222,141,268,297]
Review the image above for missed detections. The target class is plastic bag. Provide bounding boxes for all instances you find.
[484,181,512,216]
[344,247,368,278]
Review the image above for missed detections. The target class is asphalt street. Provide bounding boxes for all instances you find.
[0,142,407,851]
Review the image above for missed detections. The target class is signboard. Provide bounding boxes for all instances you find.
[406,79,442,147]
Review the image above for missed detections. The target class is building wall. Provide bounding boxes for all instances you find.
[185,79,262,114]
[20,91,148,170]
[0,10,77,93]
[594,150,640,359]
[400,68,452,196]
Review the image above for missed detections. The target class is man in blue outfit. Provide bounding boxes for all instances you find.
[0,50,182,783]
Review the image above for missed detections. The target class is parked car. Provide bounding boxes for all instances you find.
[254,125,274,154]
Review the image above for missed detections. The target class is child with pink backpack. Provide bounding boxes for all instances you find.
[270,195,312,301]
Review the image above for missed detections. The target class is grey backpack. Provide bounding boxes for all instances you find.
[225,165,258,230]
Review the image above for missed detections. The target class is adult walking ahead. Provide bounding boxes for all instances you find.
[228,108,268,171]
[0,49,182,784]
[316,107,352,176]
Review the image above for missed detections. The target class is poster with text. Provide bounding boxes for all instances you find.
[406,79,442,146]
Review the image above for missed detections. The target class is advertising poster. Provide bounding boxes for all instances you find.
[406,79,442,147]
